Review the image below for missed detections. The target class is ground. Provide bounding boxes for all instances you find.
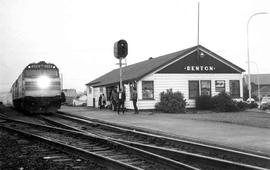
[60,106,270,156]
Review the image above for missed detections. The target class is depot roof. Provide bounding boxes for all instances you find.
[86,45,245,87]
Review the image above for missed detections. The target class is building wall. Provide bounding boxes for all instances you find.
[87,86,107,107]
[123,73,243,110]
[86,86,92,106]
[87,73,243,110]
[62,89,77,105]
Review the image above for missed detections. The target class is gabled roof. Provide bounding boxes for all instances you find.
[244,74,270,85]
[86,45,245,87]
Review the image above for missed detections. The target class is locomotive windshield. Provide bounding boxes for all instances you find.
[23,61,59,78]
[24,69,59,78]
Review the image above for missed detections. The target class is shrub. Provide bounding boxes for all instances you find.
[236,101,248,111]
[196,95,213,110]
[155,89,186,113]
[260,103,270,110]
[247,102,258,109]
[211,91,239,112]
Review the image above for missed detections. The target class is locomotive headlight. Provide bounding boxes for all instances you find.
[37,76,50,89]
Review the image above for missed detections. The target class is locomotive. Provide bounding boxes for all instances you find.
[11,61,65,114]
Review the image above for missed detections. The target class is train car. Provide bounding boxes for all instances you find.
[11,61,65,114]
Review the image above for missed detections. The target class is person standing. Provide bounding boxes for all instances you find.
[111,88,118,111]
[117,89,126,114]
[131,87,139,114]
[98,94,102,109]
[101,94,106,108]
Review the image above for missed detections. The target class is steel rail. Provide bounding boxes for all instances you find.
[0,117,197,170]
[54,111,270,169]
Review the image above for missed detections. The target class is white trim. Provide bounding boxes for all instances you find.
[140,47,242,80]
[200,48,242,73]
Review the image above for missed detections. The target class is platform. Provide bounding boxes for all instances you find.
[59,106,270,156]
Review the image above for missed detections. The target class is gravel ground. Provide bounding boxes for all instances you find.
[0,128,106,170]
[0,104,107,170]
[0,130,69,170]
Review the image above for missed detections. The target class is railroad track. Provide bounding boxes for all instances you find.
[0,127,102,170]
[38,112,270,170]
[0,117,197,170]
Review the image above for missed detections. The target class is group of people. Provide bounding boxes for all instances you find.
[110,88,126,114]
[99,87,138,114]
[98,93,106,109]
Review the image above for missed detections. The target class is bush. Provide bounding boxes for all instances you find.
[211,91,239,112]
[247,102,258,109]
[260,103,270,110]
[236,101,248,111]
[196,95,213,110]
[155,89,186,113]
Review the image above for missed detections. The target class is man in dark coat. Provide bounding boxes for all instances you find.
[117,89,126,114]
[131,87,139,114]
[110,88,118,111]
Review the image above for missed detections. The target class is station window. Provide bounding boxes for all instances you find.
[99,87,104,93]
[142,81,154,100]
[201,80,211,96]
[230,80,240,98]
[189,81,199,99]
[215,80,225,92]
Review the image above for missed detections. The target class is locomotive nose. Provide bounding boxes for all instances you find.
[37,76,51,89]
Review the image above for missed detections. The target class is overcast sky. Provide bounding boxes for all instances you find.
[0,0,269,93]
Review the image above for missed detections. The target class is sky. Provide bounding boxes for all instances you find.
[0,0,270,93]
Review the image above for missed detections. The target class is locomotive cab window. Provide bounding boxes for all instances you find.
[24,69,59,78]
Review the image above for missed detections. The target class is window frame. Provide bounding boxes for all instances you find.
[200,80,211,96]
[142,81,154,100]
[189,80,199,99]
[229,80,240,98]
[99,87,103,93]
[215,80,225,92]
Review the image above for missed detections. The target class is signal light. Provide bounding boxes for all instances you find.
[114,39,128,59]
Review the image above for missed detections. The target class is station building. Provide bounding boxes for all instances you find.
[86,45,245,109]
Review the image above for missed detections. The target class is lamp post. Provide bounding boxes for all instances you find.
[247,12,267,102]
[250,61,260,105]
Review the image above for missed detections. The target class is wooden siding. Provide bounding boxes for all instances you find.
[123,73,243,110]
[87,73,243,110]
[86,86,93,106]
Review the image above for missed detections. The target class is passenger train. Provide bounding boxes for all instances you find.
[11,61,65,114]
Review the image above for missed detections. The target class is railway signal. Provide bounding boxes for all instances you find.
[114,39,128,59]
[114,39,128,91]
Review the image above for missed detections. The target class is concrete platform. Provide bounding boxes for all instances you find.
[59,106,270,157]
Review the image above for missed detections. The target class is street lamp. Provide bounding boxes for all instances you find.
[247,12,267,102]
[250,61,260,105]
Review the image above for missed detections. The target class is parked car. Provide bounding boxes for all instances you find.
[246,98,255,104]
[260,96,270,110]
[72,95,87,106]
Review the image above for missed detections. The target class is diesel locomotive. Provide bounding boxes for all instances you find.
[11,61,65,114]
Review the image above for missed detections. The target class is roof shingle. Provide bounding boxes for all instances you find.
[86,45,244,87]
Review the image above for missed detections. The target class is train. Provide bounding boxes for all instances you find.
[11,61,65,114]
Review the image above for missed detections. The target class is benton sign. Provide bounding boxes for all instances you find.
[158,50,240,74]
[184,66,216,72]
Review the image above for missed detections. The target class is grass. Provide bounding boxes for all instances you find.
[176,109,270,128]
